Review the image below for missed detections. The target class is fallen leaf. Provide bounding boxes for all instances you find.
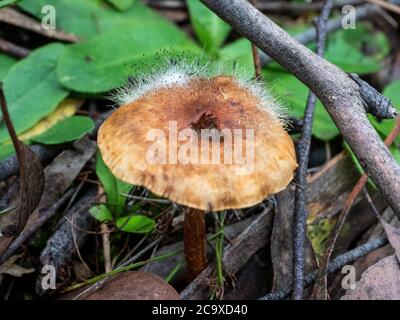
[379,220,400,263]
[0,89,44,254]
[341,255,400,300]
[62,271,180,300]
[0,254,34,277]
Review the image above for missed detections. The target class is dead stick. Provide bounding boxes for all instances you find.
[0,188,76,265]
[292,0,334,300]
[199,0,400,218]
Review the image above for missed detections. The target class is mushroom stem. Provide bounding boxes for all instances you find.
[184,208,207,280]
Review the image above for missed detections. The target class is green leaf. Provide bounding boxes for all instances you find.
[187,0,231,54]
[0,43,69,144]
[0,0,21,9]
[323,30,382,74]
[18,0,173,40]
[116,215,155,233]
[0,54,16,81]
[57,23,199,93]
[90,204,113,222]
[105,0,134,11]
[96,151,132,216]
[369,80,400,144]
[219,38,254,77]
[263,69,339,141]
[30,116,94,145]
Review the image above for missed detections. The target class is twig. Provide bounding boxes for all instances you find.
[0,188,75,265]
[311,116,400,299]
[250,0,262,79]
[144,0,364,14]
[120,193,171,204]
[199,0,400,216]
[259,235,389,300]
[71,235,164,300]
[366,0,400,15]
[0,37,30,58]
[292,0,334,300]
[100,222,112,273]
[0,8,79,42]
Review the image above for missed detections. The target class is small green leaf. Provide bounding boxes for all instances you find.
[105,0,134,11]
[0,43,69,144]
[30,116,94,145]
[116,215,155,233]
[90,204,113,222]
[0,54,16,81]
[187,0,231,54]
[96,151,132,216]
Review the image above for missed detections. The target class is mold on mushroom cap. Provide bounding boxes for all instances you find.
[98,67,297,211]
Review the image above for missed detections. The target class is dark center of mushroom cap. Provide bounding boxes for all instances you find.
[189,111,220,133]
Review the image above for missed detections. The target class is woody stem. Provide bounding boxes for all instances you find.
[184,208,207,281]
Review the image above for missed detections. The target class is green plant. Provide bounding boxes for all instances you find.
[90,152,155,234]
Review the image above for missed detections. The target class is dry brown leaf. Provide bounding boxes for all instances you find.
[380,220,400,263]
[341,255,400,300]
[0,254,34,277]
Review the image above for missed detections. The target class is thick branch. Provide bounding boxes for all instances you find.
[200,0,400,216]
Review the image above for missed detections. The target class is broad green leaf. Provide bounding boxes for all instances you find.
[323,30,382,74]
[263,69,339,141]
[0,54,16,81]
[90,204,113,222]
[369,80,400,144]
[19,99,83,141]
[187,0,231,54]
[57,24,199,93]
[18,0,171,40]
[105,0,134,11]
[0,43,69,144]
[30,116,94,145]
[116,215,155,233]
[96,151,132,216]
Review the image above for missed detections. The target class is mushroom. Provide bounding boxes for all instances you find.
[98,63,297,280]
[62,271,180,300]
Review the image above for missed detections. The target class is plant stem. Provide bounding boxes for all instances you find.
[184,208,207,281]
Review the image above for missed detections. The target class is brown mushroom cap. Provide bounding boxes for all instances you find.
[98,76,297,211]
[62,271,180,300]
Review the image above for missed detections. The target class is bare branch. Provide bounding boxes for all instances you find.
[199,0,400,216]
